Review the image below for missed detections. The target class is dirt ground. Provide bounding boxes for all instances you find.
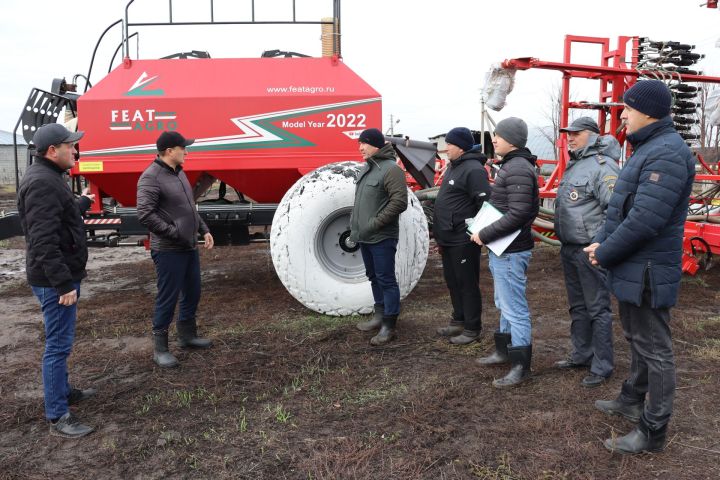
[1,233,719,479]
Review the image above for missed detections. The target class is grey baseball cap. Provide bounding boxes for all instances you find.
[32,123,84,151]
[559,117,600,134]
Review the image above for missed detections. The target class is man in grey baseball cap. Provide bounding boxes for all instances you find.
[18,122,96,438]
[554,116,620,389]
[32,123,85,154]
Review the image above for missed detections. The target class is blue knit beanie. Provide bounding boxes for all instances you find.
[623,80,672,119]
[445,127,474,152]
[358,128,385,149]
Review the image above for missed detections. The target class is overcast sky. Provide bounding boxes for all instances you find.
[1,0,719,141]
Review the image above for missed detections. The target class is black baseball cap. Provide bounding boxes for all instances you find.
[559,117,600,134]
[156,131,195,152]
[32,123,84,151]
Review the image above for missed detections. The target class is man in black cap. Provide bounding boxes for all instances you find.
[137,131,214,368]
[470,117,539,388]
[585,79,695,454]
[553,117,620,388]
[434,127,490,344]
[350,128,408,346]
[17,123,97,437]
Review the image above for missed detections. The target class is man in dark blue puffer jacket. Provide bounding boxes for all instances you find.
[584,80,695,454]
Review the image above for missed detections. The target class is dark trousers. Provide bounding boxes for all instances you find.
[151,249,201,331]
[440,242,482,332]
[560,244,614,377]
[359,238,400,318]
[617,285,675,430]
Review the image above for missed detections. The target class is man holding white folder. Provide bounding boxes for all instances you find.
[470,117,539,388]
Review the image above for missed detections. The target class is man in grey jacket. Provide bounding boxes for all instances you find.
[351,128,408,346]
[137,131,214,368]
[553,117,620,388]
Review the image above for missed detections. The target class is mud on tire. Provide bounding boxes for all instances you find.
[270,161,429,316]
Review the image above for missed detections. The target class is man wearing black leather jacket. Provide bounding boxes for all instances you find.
[137,131,215,368]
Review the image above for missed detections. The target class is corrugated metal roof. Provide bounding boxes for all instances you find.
[0,130,27,146]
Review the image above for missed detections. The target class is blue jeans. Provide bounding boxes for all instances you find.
[359,238,400,316]
[31,281,81,420]
[151,249,202,331]
[488,250,532,346]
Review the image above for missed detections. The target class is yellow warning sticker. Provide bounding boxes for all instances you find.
[78,162,104,172]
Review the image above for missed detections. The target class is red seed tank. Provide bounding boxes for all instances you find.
[75,56,381,206]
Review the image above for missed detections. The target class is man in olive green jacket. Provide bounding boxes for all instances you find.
[350,128,408,346]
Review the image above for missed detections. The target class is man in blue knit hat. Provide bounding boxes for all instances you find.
[434,127,491,344]
[585,79,695,454]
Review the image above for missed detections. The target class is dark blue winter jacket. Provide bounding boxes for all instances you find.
[594,116,695,308]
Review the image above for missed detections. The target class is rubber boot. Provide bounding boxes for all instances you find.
[476,331,511,366]
[152,329,179,368]
[595,398,643,423]
[604,416,667,454]
[357,304,384,332]
[177,321,213,349]
[370,315,397,346]
[492,345,532,388]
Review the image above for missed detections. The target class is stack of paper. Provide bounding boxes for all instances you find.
[466,202,521,256]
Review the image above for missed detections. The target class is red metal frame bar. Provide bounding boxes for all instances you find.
[503,35,720,273]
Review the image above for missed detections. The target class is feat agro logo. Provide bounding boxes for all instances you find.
[110,109,177,132]
[109,72,176,131]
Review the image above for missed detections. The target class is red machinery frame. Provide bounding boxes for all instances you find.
[502,35,720,274]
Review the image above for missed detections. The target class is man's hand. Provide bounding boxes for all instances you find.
[583,242,600,266]
[470,232,483,246]
[81,187,96,203]
[203,232,214,250]
[59,289,78,306]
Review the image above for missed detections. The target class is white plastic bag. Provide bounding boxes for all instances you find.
[482,63,516,112]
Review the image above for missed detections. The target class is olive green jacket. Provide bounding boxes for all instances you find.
[350,143,408,244]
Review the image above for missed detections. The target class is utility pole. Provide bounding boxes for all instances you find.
[386,114,400,136]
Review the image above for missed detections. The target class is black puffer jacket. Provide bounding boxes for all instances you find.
[137,158,210,251]
[433,151,490,246]
[17,156,91,295]
[478,148,539,253]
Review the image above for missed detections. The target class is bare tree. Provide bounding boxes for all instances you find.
[695,83,720,164]
[536,82,564,159]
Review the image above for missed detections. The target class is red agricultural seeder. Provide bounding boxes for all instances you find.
[498,33,720,275]
[1,0,435,316]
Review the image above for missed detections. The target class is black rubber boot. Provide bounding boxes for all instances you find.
[476,331,511,366]
[357,304,384,332]
[594,398,643,423]
[152,329,179,368]
[370,315,397,346]
[604,416,667,454]
[493,345,532,388]
[177,321,213,349]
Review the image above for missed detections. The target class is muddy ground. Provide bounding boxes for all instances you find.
[0,231,719,479]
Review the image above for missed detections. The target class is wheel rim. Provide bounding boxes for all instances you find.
[314,207,366,282]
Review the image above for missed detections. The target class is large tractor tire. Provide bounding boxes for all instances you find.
[270,161,429,316]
